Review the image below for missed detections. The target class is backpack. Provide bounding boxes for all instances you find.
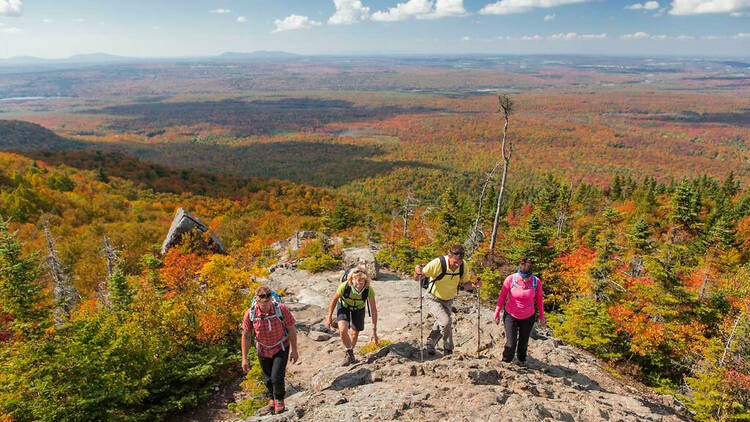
[510,272,539,292]
[422,255,464,295]
[249,296,289,351]
[339,267,371,317]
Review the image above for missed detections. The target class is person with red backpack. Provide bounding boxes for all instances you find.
[493,257,546,365]
[326,266,379,366]
[241,285,299,415]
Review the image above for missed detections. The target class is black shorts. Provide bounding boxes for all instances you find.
[336,302,366,332]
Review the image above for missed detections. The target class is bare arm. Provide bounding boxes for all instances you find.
[241,327,253,372]
[287,324,299,363]
[326,292,340,328]
[369,296,379,343]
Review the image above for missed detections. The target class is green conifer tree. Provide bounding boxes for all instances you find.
[0,217,48,336]
[108,267,133,311]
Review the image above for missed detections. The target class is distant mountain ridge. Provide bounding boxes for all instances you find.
[0,51,301,66]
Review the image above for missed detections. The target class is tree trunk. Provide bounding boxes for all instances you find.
[489,155,509,251]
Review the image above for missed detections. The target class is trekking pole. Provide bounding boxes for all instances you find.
[476,277,481,358]
[419,268,424,363]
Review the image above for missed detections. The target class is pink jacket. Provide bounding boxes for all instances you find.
[494,273,545,322]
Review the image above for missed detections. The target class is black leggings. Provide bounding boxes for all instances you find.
[258,347,289,400]
[502,312,535,362]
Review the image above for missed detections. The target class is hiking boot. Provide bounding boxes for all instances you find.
[517,359,528,367]
[426,346,436,356]
[274,399,286,414]
[255,399,275,416]
[342,349,356,366]
[443,349,453,356]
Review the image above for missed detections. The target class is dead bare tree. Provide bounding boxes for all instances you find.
[43,219,79,324]
[489,94,515,252]
[465,160,503,257]
[100,234,120,304]
[401,190,418,238]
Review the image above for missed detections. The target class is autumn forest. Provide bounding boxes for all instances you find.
[0,55,748,421]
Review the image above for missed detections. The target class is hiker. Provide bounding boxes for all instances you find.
[414,244,481,355]
[326,266,379,366]
[494,257,546,365]
[242,285,299,415]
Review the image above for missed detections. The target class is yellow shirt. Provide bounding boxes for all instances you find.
[423,256,471,300]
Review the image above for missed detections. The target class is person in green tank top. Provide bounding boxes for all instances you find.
[326,267,379,366]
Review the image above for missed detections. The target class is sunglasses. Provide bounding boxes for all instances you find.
[257,293,272,299]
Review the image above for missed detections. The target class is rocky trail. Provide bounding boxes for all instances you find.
[179,255,692,422]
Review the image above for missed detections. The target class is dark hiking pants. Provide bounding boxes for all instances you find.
[259,347,289,400]
[502,312,535,362]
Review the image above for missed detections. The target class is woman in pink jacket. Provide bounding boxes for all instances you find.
[494,257,546,365]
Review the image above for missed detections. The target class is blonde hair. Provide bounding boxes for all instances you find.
[254,284,272,297]
[347,267,371,287]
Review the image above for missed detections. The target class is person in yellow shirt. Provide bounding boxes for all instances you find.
[414,244,480,355]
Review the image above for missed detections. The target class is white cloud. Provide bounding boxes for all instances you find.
[0,0,22,16]
[543,12,556,19]
[733,32,750,38]
[580,33,607,39]
[431,0,468,17]
[621,31,650,39]
[329,0,371,24]
[479,0,590,15]
[461,35,471,40]
[521,34,543,40]
[371,0,466,21]
[210,8,231,14]
[372,0,433,21]
[626,1,659,9]
[548,32,606,40]
[237,16,247,23]
[273,14,322,33]
[675,34,694,39]
[42,18,53,23]
[652,34,668,39]
[669,0,750,15]
[730,10,745,15]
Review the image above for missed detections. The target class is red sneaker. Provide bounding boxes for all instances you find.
[267,398,275,413]
[274,399,286,413]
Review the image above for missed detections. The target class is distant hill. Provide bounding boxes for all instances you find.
[0,120,82,151]
[215,51,301,60]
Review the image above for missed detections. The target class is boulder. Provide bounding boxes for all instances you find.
[271,231,317,254]
[160,208,225,255]
[308,331,332,341]
[341,247,379,280]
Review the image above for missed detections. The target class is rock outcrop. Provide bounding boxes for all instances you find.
[161,208,226,255]
[341,247,379,280]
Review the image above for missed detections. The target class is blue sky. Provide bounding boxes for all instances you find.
[0,0,747,58]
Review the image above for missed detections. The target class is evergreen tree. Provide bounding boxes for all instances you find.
[108,267,133,311]
[507,212,555,273]
[628,218,653,253]
[722,171,739,198]
[325,199,358,232]
[436,187,469,247]
[671,180,698,229]
[610,174,622,200]
[0,217,48,336]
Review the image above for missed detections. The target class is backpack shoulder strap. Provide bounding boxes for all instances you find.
[434,255,448,282]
